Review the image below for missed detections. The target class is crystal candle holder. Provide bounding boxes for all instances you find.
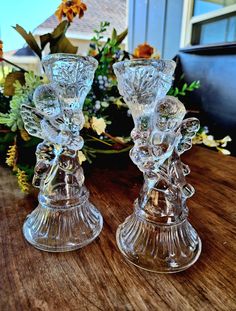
[113,59,201,273]
[21,54,103,252]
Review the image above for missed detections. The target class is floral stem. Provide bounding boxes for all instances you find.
[0,57,27,72]
[102,131,127,145]
[88,145,132,154]
[87,134,113,146]
[110,100,128,108]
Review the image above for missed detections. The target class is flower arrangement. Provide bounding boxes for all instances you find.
[0,0,231,192]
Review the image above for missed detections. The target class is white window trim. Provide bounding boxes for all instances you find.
[180,0,194,48]
[180,0,236,48]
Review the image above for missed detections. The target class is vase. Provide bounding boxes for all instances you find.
[113,59,201,273]
[21,54,103,252]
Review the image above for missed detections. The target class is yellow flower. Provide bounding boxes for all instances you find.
[20,129,30,141]
[152,52,161,59]
[91,116,106,135]
[192,130,231,156]
[115,98,125,108]
[202,134,219,147]
[193,132,219,147]
[83,115,90,129]
[41,74,49,84]
[6,144,17,169]
[16,168,30,193]
[78,151,86,164]
[192,135,203,145]
[55,0,87,22]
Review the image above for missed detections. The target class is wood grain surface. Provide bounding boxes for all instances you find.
[0,146,235,311]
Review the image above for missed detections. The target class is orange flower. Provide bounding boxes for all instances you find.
[88,49,98,57]
[55,0,87,23]
[133,43,154,59]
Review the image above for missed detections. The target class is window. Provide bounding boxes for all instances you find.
[180,0,236,47]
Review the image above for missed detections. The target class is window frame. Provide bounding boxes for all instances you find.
[180,0,236,48]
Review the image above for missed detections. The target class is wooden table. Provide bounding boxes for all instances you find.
[0,146,235,311]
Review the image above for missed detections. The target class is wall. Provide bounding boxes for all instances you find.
[128,0,184,59]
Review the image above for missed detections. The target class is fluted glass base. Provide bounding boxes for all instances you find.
[23,200,103,252]
[116,210,201,273]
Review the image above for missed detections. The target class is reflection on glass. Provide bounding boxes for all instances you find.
[200,19,227,44]
[193,14,236,45]
[227,16,236,41]
[194,0,236,16]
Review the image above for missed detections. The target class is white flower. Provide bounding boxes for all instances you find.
[191,130,231,156]
[95,103,101,110]
[216,147,231,155]
[218,135,232,147]
[95,100,101,110]
[202,135,219,147]
[91,116,106,135]
[78,151,86,164]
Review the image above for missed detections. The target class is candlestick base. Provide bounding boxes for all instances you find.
[116,204,201,273]
[23,192,103,252]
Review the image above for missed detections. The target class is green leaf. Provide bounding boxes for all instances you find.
[4,71,25,96]
[117,28,128,44]
[13,24,42,59]
[182,83,187,91]
[101,101,109,108]
[167,88,174,95]
[40,33,52,51]
[51,21,69,39]
[40,21,77,55]
[188,80,200,91]
[0,132,15,143]
[112,28,117,41]
[50,36,78,54]
[23,136,42,147]
[173,87,179,97]
[11,123,17,132]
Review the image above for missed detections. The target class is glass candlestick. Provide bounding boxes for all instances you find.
[113,59,201,273]
[21,54,103,252]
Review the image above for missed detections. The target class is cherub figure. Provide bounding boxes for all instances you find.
[135,96,200,218]
[21,83,84,194]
